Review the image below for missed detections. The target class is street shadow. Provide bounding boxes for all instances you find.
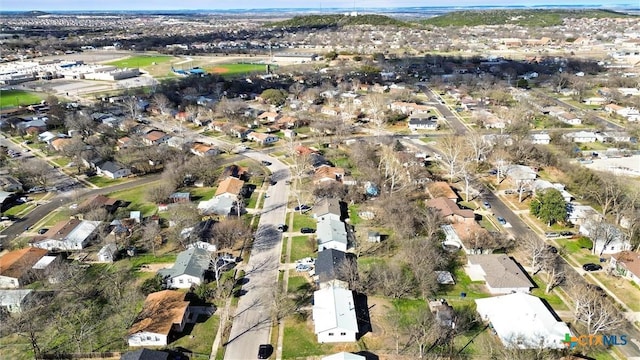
[355,351,379,360]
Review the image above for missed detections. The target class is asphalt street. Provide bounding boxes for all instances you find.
[223,152,290,360]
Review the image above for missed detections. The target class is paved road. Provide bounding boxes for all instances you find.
[419,85,470,134]
[223,152,290,360]
[0,173,163,245]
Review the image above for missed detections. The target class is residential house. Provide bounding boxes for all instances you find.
[97,243,118,263]
[221,164,249,180]
[579,220,630,255]
[563,131,604,143]
[312,286,359,343]
[533,180,573,203]
[610,251,640,285]
[228,125,252,139]
[475,292,571,349]
[117,136,134,149]
[321,353,366,360]
[50,138,72,152]
[567,203,602,226]
[428,299,456,328]
[247,132,279,145]
[0,247,48,288]
[0,289,40,313]
[198,177,245,215]
[389,102,433,116]
[258,111,280,123]
[315,248,352,289]
[530,133,551,145]
[314,165,345,184]
[427,181,458,202]
[313,198,343,222]
[408,118,439,131]
[120,349,169,360]
[169,192,191,203]
[143,130,171,146]
[466,254,534,294]
[30,219,101,251]
[276,115,299,129]
[317,216,349,252]
[127,290,193,347]
[426,197,475,224]
[0,175,23,192]
[557,112,582,125]
[79,194,120,213]
[191,142,219,157]
[158,247,211,289]
[96,161,131,179]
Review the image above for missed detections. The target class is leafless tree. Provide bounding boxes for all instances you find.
[571,282,624,334]
[589,220,625,256]
[211,218,252,251]
[145,182,176,204]
[378,143,409,193]
[122,95,139,120]
[215,97,246,122]
[437,134,469,181]
[588,174,625,217]
[18,159,52,188]
[139,221,162,256]
[289,82,305,99]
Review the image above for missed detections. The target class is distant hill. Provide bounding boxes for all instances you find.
[21,10,50,16]
[422,9,634,27]
[269,14,409,29]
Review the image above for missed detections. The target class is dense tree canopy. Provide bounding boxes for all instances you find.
[530,188,568,226]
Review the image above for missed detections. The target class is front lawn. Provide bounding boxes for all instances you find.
[287,274,311,293]
[172,314,219,356]
[291,212,316,232]
[592,273,640,312]
[125,253,178,269]
[190,186,217,201]
[531,275,569,311]
[87,175,127,188]
[282,317,333,359]
[289,236,316,262]
[4,203,32,216]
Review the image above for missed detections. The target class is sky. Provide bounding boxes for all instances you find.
[2,0,634,11]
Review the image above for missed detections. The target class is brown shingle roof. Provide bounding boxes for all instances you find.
[613,251,640,279]
[427,181,458,200]
[0,247,48,279]
[314,165,345,182]
[426,197,474,219]
[144,130,167,142]
[128,290,189,336]
[37,218,81,241]
[79,195,117,210]
[215,177,245,197]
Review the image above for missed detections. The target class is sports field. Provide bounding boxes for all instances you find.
[0,90,43,108]
[207,63,269,76]
[106,55,174,68]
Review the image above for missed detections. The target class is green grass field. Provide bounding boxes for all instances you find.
[207,63,269,76]
[106,55,173,68]
[0,90,43,108]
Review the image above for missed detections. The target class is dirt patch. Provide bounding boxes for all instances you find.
[138,263,174,272]
[209,66,230,74]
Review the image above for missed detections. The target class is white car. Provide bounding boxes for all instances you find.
[295,264,311,272]
[296,257,315,266]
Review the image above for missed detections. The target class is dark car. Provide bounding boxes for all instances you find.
[483,201,491,209]
[546,245,558,254]
[560,231,574,237]
[277,224,288,232]
[294,204,311,212]
[583,263,602,272]
[496,216,506,225]
[261,160,272,166]
[301,227,316,234]
[258,344,273,359]
[269,180,277,185]
[38,228,48,235]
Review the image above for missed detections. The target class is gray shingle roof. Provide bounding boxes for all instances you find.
[468,254,534,290]
[158,247,210,280]
[315,249,349,283]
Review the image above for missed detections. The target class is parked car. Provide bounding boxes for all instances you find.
[300,227,316,234]
[261,160,272,166]
[269,180,277,185]
[294,204,311,212]
[483,201,491,209]
[277,224,288,232]
[296,257,315,266]
[295,264,311,272]
[545,232,560,238]
[560,231,574,237]
[488,169,498,175]
[504,189,516,195]
[258,344,273,359]
[546,246,558,254]
[37,228,48,235]
[582,263,602,272]
[496,216,506,225]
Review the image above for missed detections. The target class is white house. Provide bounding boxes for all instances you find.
[317,216,348,252]
[96,161,131,179]
[127,290,192,347]
[0,247,49,288]
[579,220,630,255]
[567,203,602,226]
[30,219,101,251]
[466,254,534,294]
[530,133,551,145]
[247,132,279,145]
[158,247,211,289]
[533,180,573,202]
[313,198,342,222]
[475,292,571,349]
[0,289,36,313]
[97,243,118,263]
[563,131,603,143]
[408,118,439,131]
[312,286,358,343]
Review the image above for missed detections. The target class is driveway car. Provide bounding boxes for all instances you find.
[258,344,273,359]
[295,204,311,211]
[38,228,48,235]
[496,216,506,225]
[295,264,311,272]
[277,224,288,232]
[582,263,602,272]
[300,227,316,234]
[560,231,574,237]
[261,160,272,166]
